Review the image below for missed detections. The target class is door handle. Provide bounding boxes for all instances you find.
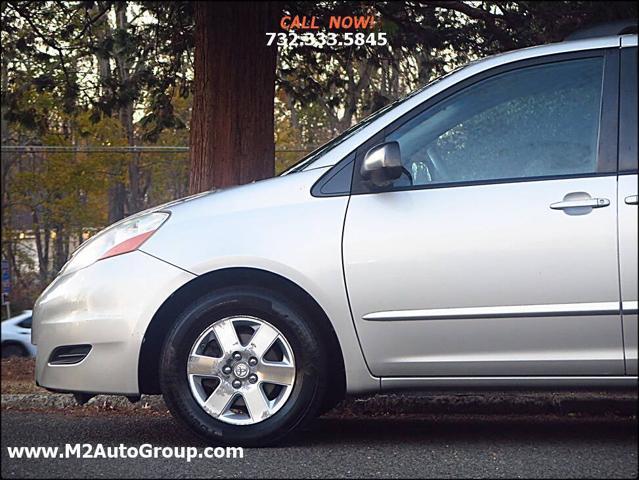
[550,198,610,210]
[625,195,638,205]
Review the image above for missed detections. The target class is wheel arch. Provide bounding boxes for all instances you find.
[138,267,346,401]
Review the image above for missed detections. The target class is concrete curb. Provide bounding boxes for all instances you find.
[2,391,637,416]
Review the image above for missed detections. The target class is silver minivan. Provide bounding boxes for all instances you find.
[32,32,638,445]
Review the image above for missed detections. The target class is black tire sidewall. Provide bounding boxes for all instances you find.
[2,343,27,358]
[159,286,326,446]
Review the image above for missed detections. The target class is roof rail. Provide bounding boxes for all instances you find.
[565,20,638,41]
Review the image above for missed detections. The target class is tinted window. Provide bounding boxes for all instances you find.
[314,156,355,196]
[18,317,32,329]
[620,47,638,172]
[387,57,604,187]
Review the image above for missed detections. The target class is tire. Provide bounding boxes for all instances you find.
[159,286,329,446]
[1,343,28,358]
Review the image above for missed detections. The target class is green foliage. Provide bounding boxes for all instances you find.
[1,2,195,303]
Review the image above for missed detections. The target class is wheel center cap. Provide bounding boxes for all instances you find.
[233,362,250,379]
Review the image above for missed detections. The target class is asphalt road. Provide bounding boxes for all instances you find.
[1,411,637,479]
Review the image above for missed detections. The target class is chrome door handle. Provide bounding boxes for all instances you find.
[550,198,610,210]
[625,195,638,205]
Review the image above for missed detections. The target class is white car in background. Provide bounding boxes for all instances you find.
[1,310,36,358]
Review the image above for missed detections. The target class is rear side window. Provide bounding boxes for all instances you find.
[386,57,605,188]
[18,317,32,329]
[619,47,638,172]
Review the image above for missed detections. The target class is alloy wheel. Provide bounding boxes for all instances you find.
[186,316,296,425]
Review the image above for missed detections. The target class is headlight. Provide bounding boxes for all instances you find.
[60,211,170,275]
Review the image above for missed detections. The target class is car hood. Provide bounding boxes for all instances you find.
[156,167,330,218]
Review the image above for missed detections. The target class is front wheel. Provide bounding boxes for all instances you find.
[159,286,329,446]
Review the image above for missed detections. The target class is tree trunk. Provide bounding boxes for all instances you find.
[114,4,143,214]
[32,210,49,284]
[417,48,432,85]
[338,61,372,132]
[189,1,281,193]
[1,58,9,145]
[53,226,67,273]
[92,3,127,223]
[108,181,126,223]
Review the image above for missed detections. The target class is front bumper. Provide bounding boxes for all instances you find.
[33,251,195,395]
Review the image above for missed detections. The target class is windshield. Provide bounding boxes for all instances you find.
[281,64,467,174]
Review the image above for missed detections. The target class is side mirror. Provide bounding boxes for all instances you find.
[360,141,402,188]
